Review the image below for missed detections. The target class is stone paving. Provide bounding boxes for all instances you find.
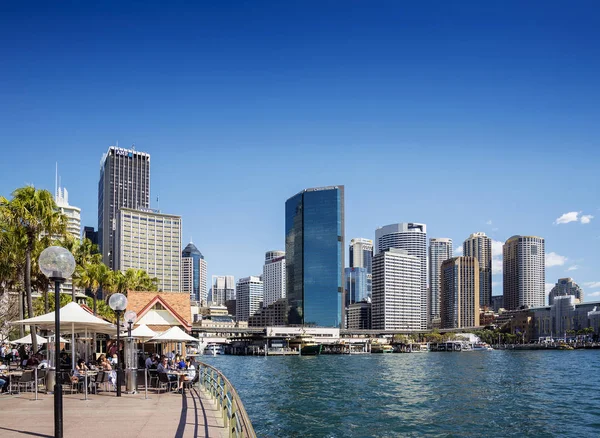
[0,386,228,437]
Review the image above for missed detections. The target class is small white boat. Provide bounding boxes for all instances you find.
[472,342,494,351]
[204,344,225,355]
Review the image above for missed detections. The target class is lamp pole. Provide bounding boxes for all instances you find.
[39,246,76,438]
[108,293,128,398]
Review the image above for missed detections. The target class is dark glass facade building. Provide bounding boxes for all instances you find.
[285,186,345,327]
[345,267,369,306]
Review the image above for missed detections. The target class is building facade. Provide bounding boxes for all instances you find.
[372,248,421,331]
[98,146,151,269]
[349,238,373,299]
[440,256,480,329]
[181,242,207,303]
[114,208,182,292]
[248,298,288,327]
[347,301,371,330]
[503,235,545,310]
[344,267,369,306]
[428,238,453,325]
[235,276,264,322]
[285,186,345,327]
[263,250,286,308]
[548,278,584,306]
[375,223,427,329]
[463,232,493,308]
[533,298,600,339]
[83,226,99,246]
[54,186,81,296]
[211,276,235,306]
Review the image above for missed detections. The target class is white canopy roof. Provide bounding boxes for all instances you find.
[149,326,197,343]
[121,324,157,340]
[11,333,48,345]
[11,302,117,335]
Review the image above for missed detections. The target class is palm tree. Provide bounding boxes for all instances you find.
[91,263,114,315]
[0,186,67,352]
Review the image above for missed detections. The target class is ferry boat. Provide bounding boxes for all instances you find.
[472,342,494,351]
[204,344,225,355]
[371,342,394,353]
[289,334,322,355]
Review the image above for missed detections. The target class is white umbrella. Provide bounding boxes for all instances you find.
[121,324,157,340]
[149,326,197,342]
[11,333,48,345]
[12,302,117,369]
[47,335,69,343]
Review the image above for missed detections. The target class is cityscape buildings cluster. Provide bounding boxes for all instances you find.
[54,145,594,332]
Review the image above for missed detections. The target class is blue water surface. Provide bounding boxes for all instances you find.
[200,351,600,437]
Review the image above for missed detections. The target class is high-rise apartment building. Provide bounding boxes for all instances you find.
[263,250,286,308]
[428,238,453,325]
[503,235,545,310]
[211,275,235,306]
[440,257,480,329]
[372,248,421,331]
[375,223,427,329]
[463,232,492,308]
[349,238,373,299]
[344,267,369,306]
[286,186,344,327]
[114,208,181,292]
[98,146,151,269]
[347,301,371,330]
[181,242,207,303]
[548,278,583,306]
[54,186,81,296]
[236,276,264,322]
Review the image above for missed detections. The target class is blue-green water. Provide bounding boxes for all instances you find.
[200,351,600,437]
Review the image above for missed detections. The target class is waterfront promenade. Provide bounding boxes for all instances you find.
[0,388,227,438]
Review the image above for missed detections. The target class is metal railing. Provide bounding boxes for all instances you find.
[196,361,256,438]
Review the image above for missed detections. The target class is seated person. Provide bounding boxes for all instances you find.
[0,360,8,393]
[72,358,88,383]
[157,357,177,383]
[176,358,195,392]
[99,355,116,389]
[25,354,40,368]
[145,354,157,369]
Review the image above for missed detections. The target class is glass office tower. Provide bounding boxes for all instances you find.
[285,186,345,327]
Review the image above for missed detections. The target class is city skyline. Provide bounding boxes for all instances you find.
[1,3,599,303]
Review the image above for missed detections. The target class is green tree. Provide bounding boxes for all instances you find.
[0,186,67,352]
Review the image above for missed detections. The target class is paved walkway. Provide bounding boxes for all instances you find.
[0,386,228,438]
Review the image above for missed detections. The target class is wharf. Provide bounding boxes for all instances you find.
[0,387,227,438]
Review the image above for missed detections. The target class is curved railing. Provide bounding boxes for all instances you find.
[196,361,256,438]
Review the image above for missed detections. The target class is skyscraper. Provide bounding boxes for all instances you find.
[463,232,492,308]
[349,238,373,298]
[428,238,453,325]
[236,276,264,322]
[54,186,81,297]
[263,250,286,308]
[181,242,207,303]
[98,146,151,269]
[375,223,427,329]
[503,235,545,310]
[114,208,181,292]
[372,248,421,331]
[548,278,583,306]
[440,257,480,329]
[211,275,235,306]
[344,267,369,306]
[286,185,344,327]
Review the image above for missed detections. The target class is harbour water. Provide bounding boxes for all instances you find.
[201,350,600,437]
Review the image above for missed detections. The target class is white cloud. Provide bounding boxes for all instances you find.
[567,265,579,271]
[491,240,503,257]
[555,211,580,225]
[588,291,600,298]
[492,258,503,275]
[546,252,567,267]
[545,283,555,295]
[454,246,463,255]
[486,220,493,225]
[581,214,594,224]
[584,282,600,289]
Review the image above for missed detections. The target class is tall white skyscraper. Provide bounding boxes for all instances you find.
[375,223,427,329]
[372,248,421,331]
[263,250,286,308]
[211,275,235,305]
[236,276,264,322]
[463,232,492,308]
[503,235,545,310]
[114,208,182,292]
[429,238,453,325]
[54,183,81,296]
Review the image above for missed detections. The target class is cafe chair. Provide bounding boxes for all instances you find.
[157,372,176,393]
[18,370,35,392]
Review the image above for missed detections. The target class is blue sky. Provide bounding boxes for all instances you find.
[1,1,599,301]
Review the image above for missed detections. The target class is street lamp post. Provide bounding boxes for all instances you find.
[108,293,128,397]
[39,246,76,438]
